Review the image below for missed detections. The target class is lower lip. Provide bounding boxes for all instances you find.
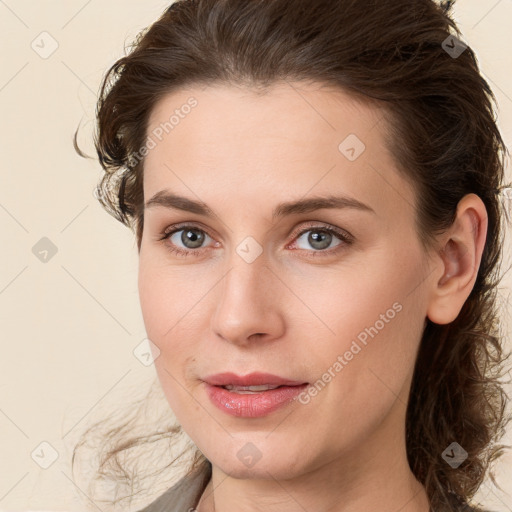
[204,383,309,418]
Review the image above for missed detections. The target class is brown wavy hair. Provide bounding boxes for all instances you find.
[72,0,512,510]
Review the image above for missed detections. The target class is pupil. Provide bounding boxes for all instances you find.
[310,231,330,249]
[183,229,204,248]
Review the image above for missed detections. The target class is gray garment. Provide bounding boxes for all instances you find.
[135,462,211,512]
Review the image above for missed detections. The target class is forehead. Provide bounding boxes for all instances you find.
[146,82,383,159]
[143,82,416,222]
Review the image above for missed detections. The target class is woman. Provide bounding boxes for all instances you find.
[73,0,511,511]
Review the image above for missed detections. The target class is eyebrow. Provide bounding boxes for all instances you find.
[144,190,375,219]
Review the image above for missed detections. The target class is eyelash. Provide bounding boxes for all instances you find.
[158,222,354,259]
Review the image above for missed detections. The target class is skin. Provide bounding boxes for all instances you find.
[137,81,488,512]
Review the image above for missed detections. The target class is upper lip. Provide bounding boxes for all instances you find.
[203,372,308,387]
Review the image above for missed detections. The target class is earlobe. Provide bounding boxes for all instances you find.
[426,194,488,325]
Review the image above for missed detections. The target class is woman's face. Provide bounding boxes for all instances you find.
[138,82,434,479]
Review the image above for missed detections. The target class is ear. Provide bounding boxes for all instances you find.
[426,193,488,325]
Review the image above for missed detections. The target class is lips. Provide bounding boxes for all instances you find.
[203,371,308,388]
[202,372,309,417]
[202,372,310,417]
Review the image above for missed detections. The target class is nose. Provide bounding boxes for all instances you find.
[210,251,286,347]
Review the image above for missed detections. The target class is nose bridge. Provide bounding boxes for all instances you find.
[210,244,284,344]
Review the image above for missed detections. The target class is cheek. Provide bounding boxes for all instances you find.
[137,250,198,341]
[138,259,188,385]
[137,256,209,383]
[317,262,426,422]
[304,246,425,375]
[138,261,200,414]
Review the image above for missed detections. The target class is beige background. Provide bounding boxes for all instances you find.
[0,0,511,510]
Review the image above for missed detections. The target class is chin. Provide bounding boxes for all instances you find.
[202,437,313,481]
[218,459,303,481]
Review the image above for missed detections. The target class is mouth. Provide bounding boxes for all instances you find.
[220,383,288,394]
[202,372,310,417]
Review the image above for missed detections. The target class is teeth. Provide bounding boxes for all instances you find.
[223,384,281,393]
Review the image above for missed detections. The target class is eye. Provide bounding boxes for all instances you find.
[158,224,216,257]
[158,222,353,258]
[288,222,353,257]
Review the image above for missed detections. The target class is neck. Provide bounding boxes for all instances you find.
[196,411,430,512]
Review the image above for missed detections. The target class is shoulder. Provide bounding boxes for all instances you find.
[135,461,211,512]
